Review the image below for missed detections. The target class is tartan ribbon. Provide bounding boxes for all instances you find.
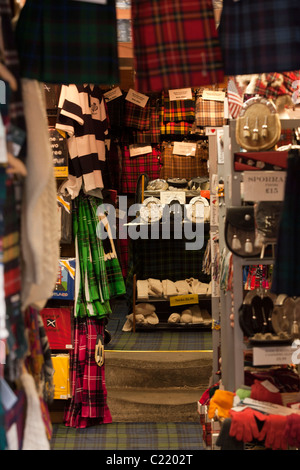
[131,0,224,92]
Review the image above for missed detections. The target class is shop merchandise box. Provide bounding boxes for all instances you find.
[52,354,71,400]
[40,307,73,350]
[52,258,76,300]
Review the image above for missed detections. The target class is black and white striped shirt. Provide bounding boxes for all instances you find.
[56,84,108,198]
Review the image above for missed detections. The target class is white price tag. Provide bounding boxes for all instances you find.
[173,141,196,156]
[72,0,107,4]
[202,89,225,102]
[126,88,149,108]
[129,144,152,157]
[168,88,192,101]
[104,87,122,102]
[253,345,293,366]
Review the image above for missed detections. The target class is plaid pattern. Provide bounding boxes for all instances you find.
[121,145,161,194]
[105,93,126,129]
[135,98,161,144]
[51,422,206,450]
[124,99,151,130]
[195,96,225,127]
[74,195,112,319]
[131,0,224,92]
[162,91,195,123]
[254,71,300,101]
[219,0,300,76]
[16,0,119,85]
[64,317,112,429]
[159,142,209,180]
[271,150,300,296]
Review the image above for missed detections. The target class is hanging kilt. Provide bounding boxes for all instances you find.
[15,0,119,85]
[124,98,151,130]
[218,0,300,76]
[121,145,161,194]
[159,142,209,180]
[271,150,300,297]
[162,91,195,123]
[64,317,112,429]
[131,0,224,92]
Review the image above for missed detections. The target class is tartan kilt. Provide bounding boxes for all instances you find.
[159,142,209,180]
[162,91,195,123]
[121,145,162,194]
[64,317,112,428]
[219,0,300,76]
[131,0,224,92]
[15,0,119,85]
[124,99,151,130]
[271,150,300,297]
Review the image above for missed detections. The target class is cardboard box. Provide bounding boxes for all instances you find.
[52,258,76,300]
[40,307,72,350]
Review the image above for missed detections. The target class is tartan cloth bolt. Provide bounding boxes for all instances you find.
[15,0,119,85]
[131,0,224,92]
[219,0,300,76]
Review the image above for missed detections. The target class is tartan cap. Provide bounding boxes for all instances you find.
[131,0,224,92]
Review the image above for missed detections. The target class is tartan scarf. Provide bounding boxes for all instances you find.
[64,316,112,429]
[16,0,119,85]
[73,195,112,319]
[131,0,224,92]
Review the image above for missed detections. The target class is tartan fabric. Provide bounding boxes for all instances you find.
[73,195,112,319]
[195,96,225,127]
[131,0,224,92]
[135,98,161,144]
[16,0,119,85]
[162,91,195,123]
[159,142,209,180]
[105,93,126,130]
[278,129,295,148]
[64,316,112,429]
[121,145,161,194]
[160,121,193,136]
[254,71,300,101]
[218,0,300,76]
[51,422,206,450]
[124,98,151,130]
[271,150,300,296]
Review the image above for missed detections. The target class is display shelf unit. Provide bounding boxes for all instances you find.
[219,119,300,392]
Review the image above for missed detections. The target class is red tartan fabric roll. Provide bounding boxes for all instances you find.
[121,145,161,194]
[131,0,224,92]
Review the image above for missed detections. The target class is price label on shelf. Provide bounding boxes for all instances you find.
[169,294,198,307]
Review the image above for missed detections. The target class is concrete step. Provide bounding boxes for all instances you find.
[105,351,213,389]
[107,388,203,423]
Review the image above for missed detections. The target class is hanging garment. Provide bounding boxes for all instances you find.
[271,149,300,296]
[135,98,161,144]
[159,141,208,180]
[124,98,151,130]
[64,316,112,429]
[56,84,109,199]
[131,0,224,92]
[15,0,119,85]
[195,95,225,127]
[162,91,195,123]
[218,0,300,76]
[73,195,112,319]
[21,79,60,311]
[121,145,161,194]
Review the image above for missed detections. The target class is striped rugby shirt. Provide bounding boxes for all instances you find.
[56,84,108,198]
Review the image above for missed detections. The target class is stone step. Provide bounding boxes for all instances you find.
[105,350,213,389]
[107,388,203,423]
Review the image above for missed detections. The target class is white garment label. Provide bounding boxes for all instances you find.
[253,345,294,366]
[169,88,192,101]
[126,88,149,108]
[129,144,152,157]
[202,90,226,102]
[243,171,286,201]
[173,141,196,156]
[104,87,122,102]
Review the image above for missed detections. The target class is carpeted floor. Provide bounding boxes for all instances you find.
[105,298,213,352]
[50,422,205,451]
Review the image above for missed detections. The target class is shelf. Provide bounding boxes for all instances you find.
[136,295,211,303]
[133,321,212,332]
